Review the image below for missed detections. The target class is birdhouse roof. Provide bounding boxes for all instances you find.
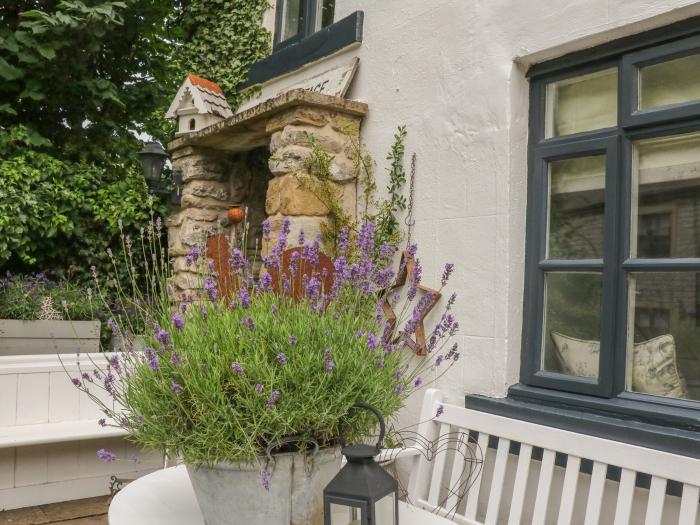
[165,75,233,120]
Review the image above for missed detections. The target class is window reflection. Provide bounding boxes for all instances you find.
[628,273,698,400]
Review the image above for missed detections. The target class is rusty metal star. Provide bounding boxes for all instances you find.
[382,250,442,356]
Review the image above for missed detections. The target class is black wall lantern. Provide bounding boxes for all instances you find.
[323,404,399,525]
[138,141,183,206]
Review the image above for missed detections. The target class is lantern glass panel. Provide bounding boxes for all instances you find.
[375,492,396,524]
[329,503,363,524]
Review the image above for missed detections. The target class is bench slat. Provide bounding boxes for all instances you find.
[428,423,452,507]
[0,420,126,448]
[444,431,469,513]
[584,461,607,525]
[507,443,532,525]
[464,431,489,520]
[557,454,581,525]
[531,448,555,525]
[644,476,667,525]
[484,438,510,525]
[613,468,636,525]
[678,485,699,525]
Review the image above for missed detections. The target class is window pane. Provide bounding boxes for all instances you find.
[640,53,700,110]
[548,155,606,259]
[627,273,699,401]
[282,0,306,41]
[330,503,362,524]
[542,272,602,378]
[632,132,700,258]
[315,0,335,30]
[545,68,618,138]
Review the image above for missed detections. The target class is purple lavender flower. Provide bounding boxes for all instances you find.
[201,304,208,320]
[237,288,251,309]
[407,244,418,258]
[255,383,263,393]
[441,263,455,286]
[262,219,272,240]
[436,405,444,418]
[170,352,181,366]
[185,246,199,267]
[435,355,444,367]
[231,363,244,375]
[355,331,365,338]
[266,390,281,409]
[71,377,81,387]
[325,359,335,373]
[103,372,115,394]
[376,359,384,367]
[277,353,287,366]
[367,334,378,351]
[288,335,297,345]
[259,272,273,292]
[336,227,350,255]
[172,382,182,396]
[130,454,140,464]
[260,468,271,491]
[394,384,405,393]
[297,229,305,245]
[414,377,423,388]
[241,316,255,330]
[98,418,106,427]
[156,329,171,347]
[229,248,245,273]
[172,313,185,331]
[145,348,159,371]
[97,449,116,463]
[204,276,218,301]
[395,370,404,380]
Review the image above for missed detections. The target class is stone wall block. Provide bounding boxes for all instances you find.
[175,155,229,183]
[265,176,282,215]
[179,217,220,247]
[280,174,330,216]
[329,114,362,134]
[182,180,230,202]
[179,194,231,210]
[329,157,356,182]
[265,107,332,133]
[170,272,202,293]
[268,145,311,176]
[270,124,346,155]
[262,214,331,256]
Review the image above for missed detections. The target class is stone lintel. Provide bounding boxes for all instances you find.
[167,89,368,154]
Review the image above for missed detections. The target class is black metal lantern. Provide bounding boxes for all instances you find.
[324,404,399,525]
[138,141,168,187]
[138,141,183,205]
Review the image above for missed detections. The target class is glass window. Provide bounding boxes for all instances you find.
[627,273,698,400]
[639,53,700,110]
[315,0,335,31]
[548,155,606,259]
[527,31,700,416]
[631,132,700,258]
[545,68,618,138]
[542,272,602,377]
[277,0,334,46]
[281,0,306,42]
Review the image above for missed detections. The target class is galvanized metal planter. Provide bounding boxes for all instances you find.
[186,447,341,525]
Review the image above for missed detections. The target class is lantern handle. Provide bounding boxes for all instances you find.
[351,402,386,451]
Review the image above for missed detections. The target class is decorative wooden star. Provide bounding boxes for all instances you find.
[382,250,442,356]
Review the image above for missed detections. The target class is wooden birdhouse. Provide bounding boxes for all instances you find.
[166,75,233,136]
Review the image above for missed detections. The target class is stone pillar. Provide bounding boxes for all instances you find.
[166,146,233,301]
[263,107,361,255]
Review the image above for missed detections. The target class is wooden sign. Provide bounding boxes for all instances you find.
[276,57,359,98]
[267,247,335,302]
[237,57,359,113]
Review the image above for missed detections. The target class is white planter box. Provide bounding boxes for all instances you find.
[0,320,101,356]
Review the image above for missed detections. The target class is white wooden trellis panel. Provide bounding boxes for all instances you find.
[404,389,700,525]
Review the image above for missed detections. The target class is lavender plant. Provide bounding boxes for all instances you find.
[69,216,460,468]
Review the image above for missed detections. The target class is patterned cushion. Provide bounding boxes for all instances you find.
[550,332,688,398]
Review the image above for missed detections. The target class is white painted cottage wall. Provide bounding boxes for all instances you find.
[261,0,700,422]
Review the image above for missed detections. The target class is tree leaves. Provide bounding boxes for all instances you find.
[0,57,23,80]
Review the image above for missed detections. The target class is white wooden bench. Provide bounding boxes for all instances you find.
[0,353,161,510]
[396,388,700,525]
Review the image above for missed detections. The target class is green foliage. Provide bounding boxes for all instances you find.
[0,272,101,322]
[0,125,166,283]
[302,125,410,255]
[177,0,271,109]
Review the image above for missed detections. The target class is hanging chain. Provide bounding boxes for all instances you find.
[404,153,417,247]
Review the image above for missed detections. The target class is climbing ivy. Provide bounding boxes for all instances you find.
[178,0,272,109]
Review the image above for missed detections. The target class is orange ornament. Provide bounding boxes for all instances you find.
[227,206,245,225]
